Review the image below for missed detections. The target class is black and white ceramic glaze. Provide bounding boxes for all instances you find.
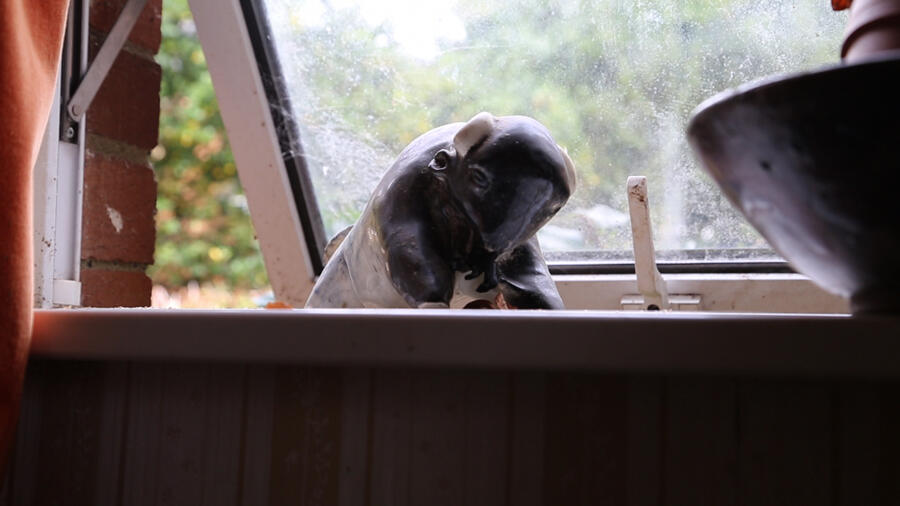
[305,112,576,309]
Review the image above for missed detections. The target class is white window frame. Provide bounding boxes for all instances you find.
[33,0,89,308]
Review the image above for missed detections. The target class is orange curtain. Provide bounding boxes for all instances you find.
[0,0,70,472]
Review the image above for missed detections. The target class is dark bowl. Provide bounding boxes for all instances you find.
[687,53,900,314]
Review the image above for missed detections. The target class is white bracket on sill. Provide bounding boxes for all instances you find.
[66,0,148,122]
[623,176,701,311]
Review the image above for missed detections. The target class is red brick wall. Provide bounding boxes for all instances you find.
[81,0,161,307]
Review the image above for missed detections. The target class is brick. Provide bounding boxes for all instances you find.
[81,268,152,307]
[87,32,161,150]
[90,0,162,53]
[81,148,157,264]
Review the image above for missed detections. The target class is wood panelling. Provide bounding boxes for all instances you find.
[1,461,7,506]
[836,383,880,505]
[664,378,737,506]
[93,363,129,506]
[368,369,413,506]
[337,369,370,506]
[239,366,276,505]
[544,374,628,504]
[5,359,45,506]
[200,365,245,506]
[625,377,663,506]
[268,367,342,506]
[461,373,509,506]
[407,371,467,506]
[879,383,900,504]
[507,373,546,506]
[738,381,834,505]
[3,360,899,505]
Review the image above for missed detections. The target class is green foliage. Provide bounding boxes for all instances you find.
[149,0,268,290]
[151,0,846,293]
[269,0,844,255]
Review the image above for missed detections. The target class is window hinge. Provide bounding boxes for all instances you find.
[66,0,148,122]
[621,176,701,311]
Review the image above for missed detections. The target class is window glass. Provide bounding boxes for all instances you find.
[262,0,845,265]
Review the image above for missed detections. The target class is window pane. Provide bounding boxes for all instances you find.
[261,0,845,264]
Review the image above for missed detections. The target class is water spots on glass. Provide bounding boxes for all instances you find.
[263,0,846,262]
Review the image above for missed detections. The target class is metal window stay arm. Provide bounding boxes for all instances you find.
[66,0,148,122]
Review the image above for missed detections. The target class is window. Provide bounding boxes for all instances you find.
[247,0,845,273]
[187,0,849,312]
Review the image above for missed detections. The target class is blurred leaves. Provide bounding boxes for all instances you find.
[149,0,268,290]
[150,0,845,294]
[268,0,844,254]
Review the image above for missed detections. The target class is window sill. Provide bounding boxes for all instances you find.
[31,308,899,377]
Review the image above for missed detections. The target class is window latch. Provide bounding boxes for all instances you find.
[66,0,149,122]
[622,176,700,311]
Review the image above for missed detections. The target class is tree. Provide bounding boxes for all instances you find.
[151,0,268,290]
[265,0,844,256]
[151,0,846,296]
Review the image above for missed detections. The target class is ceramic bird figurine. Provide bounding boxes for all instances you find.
[305,112,576,309]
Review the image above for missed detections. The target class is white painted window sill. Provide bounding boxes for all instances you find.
[31,308,900,377]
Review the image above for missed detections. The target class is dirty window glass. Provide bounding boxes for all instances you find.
[260,0,846,266]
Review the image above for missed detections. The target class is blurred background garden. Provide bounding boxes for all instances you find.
[150,0,270,307]
[151,0,844,307]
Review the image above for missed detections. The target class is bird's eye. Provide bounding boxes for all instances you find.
[470,167,490,190]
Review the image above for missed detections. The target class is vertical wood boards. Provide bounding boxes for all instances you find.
[337,369,371,506]
[199,365,245,506]
[121,364,208,505]
[460,372,510,506]
[737,381,834,505]
[507,373,547,506]
[368,369,413,506]
[3,359,899,505]
[879,383,900,504]
[0,463,7,506]
[367,370,514,506]
[92,363,130,506]
[835,383,880,505]
[407,371,469,506]
[239,366,275,506]
[118,364,247,506]
[145,365,209,505]
[626,377,663,506]
[6,358,46,506]
[367,371,544,506]
[663,378,738,506]
[543,373,628,505]
[268,367,343,506]
[29,361,107,506]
